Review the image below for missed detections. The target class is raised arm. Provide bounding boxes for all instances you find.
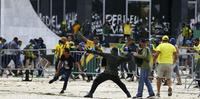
[76,32,88,42]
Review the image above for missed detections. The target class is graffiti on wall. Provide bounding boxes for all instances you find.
[65,12,77,31]
[105,14,141,34]
[91,13,103,34]
[39,13,58,28]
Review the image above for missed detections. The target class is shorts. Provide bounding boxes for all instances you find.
[157,63,173,79]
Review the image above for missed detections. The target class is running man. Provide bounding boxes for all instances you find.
[49,48,81,94]
[154,35,177,97]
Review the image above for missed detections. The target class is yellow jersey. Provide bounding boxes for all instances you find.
[58,42,71,58]
[155,43,176,64]
[54,44,63,58]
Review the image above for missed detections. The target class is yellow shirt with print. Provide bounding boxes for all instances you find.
[155,43,176,64]
[59,42,70,58]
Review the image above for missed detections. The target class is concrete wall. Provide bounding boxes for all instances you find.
[0,0,60,49]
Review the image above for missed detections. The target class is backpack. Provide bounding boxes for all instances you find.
[24,44,36,59]
[135,48,150,67]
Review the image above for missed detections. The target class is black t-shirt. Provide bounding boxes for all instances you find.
[59,55,76,70]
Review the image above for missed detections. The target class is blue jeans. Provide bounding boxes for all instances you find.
[136,68,154,97]
[52,68,71,90]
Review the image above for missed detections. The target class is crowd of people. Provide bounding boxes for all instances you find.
[47,20,200,98]
[0,37,47,77]
[0,20,200,98]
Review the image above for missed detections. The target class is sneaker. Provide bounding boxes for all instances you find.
[86,79,91,82]
[193,85,200,88]
[147,94,155,98]
[132,96,142,99]
[168,87,172,96]
[176,82,182,85]
[156,93,160,97]
[127,93,131,98]
[163,81,168,86]
[60,90,64,94]
[48,79,54,84]
[59,77,64,81]
[84,94,93,98]
[120,75,125,79]
[126,77,134,82]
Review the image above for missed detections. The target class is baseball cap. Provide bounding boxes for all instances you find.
[162,35,169,41]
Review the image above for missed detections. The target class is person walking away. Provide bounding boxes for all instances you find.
[154,35,177,97]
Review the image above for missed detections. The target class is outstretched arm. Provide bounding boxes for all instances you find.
[119,54,132,62]
[87,50,110,58]
[76,32,88,42]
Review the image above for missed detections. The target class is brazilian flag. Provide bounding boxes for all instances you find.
[80,52,100,74]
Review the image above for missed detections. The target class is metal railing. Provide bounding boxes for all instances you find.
[0,48,199,87]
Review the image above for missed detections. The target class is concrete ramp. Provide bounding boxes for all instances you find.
[0,0,60,49]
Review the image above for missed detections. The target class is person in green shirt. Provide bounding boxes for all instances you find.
[132,39,155,98]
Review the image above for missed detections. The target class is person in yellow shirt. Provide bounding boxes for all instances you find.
[153,35,177,97]
[54,40,64,71]
[54,37,70,71]
[123,21,132,40]
[181,23,193,45]
[67,35,76,50]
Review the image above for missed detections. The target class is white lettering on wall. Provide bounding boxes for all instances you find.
[105,14,140,34]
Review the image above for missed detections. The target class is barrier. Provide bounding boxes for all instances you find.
[0,48,198,86]
[178,49,199,88]
[0,49,52,80]
[0,49,102,78]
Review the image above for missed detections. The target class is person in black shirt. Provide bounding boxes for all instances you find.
[84,47,132,98]
[49,48,81,94]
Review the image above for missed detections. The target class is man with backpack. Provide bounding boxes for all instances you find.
[132,39,155,98]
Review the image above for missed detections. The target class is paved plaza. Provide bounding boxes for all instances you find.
[0,77,199,99]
